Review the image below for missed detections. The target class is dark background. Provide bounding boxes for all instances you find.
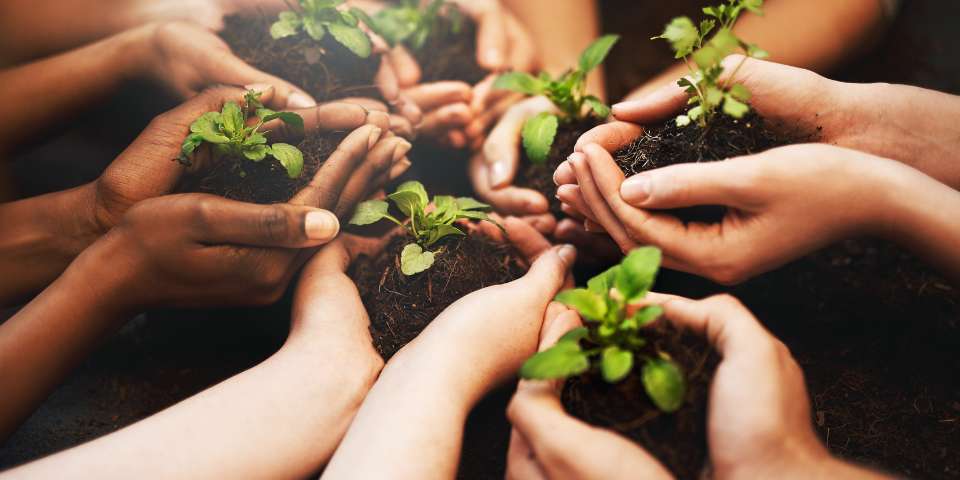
[2,0,958,478]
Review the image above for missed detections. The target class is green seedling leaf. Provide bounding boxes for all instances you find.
[270,143,304,178]
[400,243,436,275]
[629,305,664,328]
[654,17,698,58]
[723,94,750,118]
[494,72,544,95]
[520,341,590,380]
[243,144,269,161]
[397,180,429,206]
[178,133,204,164]
[350,200,392,225]
[555,289,607,322]
[601,346,634,382]
[190,112,229,144]
[270,11,301,38]
[579,34,620,73]
[522,113,558,165]
[425,224,465,246]
[729,83,752,102]
[615,247,661,302]
[587,265,619,296]
[455,197,490,211]
[221,102,244,137]
[559,326,589,343]
[642,358,686,412]
[584,95,611,118]
[327,23,372,58]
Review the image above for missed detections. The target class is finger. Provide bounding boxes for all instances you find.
[560,203,586,222]
[506,429,547,480]
[470,153,549,214]
[574,121,645,154]
[403,82,472,111]
[617,157,760,209]
[291,124,382,209]
[266,102,369,141]
[388,113,416,139]
[569,152,638,253]
[539,309,582,351]
[553,159,577,186]
[473,2,507,71]
[657,294,778,359]
[374,56,400,103]
[504,13,536,73]
[387,45,422,87]
[502,216,554,263]
[483,98,551,187]
[336,97,389,112]
[556,184,599,224]
[519,214,557,236]
[215,54,317,110]
[448,130,467,149]
[419,103,473,136]
[188,195,340,247]
[333,137,411,217]
[393,93,424,127]
[611,80,689,124]
[554,219,624,265]
[466,90,523,140]
[469,74,498,113]
[515,245,577,300]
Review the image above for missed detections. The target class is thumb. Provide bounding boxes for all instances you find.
[517,245,577,300]
[217,54,317,109]
[482,106,526,188]
[611,80,688,124]
[186,195,340,248]
[619,158,759,209]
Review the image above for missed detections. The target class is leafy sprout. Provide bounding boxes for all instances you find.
[520,247,686,413]
[270,0,373,58]
[178,91,306,179]
[349,181,495,275]
[493,35,619,164]
[652,0,768,128]
[354,0,462,51]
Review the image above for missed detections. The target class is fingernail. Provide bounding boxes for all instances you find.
[557,244,577,265]
[488,161,510,187]
[393,140,412,164]
[389,158,412,180]
[244,83,273,94]
[611,100,639,117]
[620,175,651,204]
[305,210,340,241]
[553,161,568,186]
[368,127,383,150]
[286,92,317,109]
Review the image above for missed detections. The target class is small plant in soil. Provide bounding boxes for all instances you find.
[349,180,496,275]
[269,0,372,58]
[521,247,685,412]
[523,246,715,478]
[494,35,619,216]
[348,181,525,359]
[358,0,487,83]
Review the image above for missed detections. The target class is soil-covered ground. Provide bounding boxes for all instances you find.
[2,1,959,478]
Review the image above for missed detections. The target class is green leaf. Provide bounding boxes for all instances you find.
[349,200,390,225]
[709,28,739,58]
[302,17,326,41]
[554,289,607,322]
[699,19,716,38]
[455,197,490,211]
[747,43,769,59]
[692,45,722,70]
[723,94,750,118]
[522,113,558,165]
[559,326,589,343]
[519,341,590,380]
[179,133,204,163]
[578,34,620,74]
[743,0,764,14]
[642,358,686,412]
[270,12,301,39]
[243,144,269,161]
[389,191,423,218]
[270,143,304,178]
[400,243,436,275]
[614,247,661,302]
[729,83,752,102]
[243,132,268,147]
[327,23,372,58]
[654,17,698,58]
[584,96,611,118]
[675,114,692,127]
[425,224,465,246]
[601,346,634,383]
[190,112,229,144]
[629,305,664,328]
[396,181,429,206]
[705,86,724,106]
[587,265,619,296]
[220,102,244,137]
[493,72,543,95]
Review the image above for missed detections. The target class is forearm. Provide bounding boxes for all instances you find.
[5,340,381,480]
[0,25,155,154]
[0,235,129,440]
[502,0,605,98]
[625,0,888,100]
[0,184,102,306]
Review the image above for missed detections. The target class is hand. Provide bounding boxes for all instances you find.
[562,142,916,285]
[505,303,673,480]
[470,96,555,219]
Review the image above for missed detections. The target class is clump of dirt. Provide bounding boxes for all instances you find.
[515,118,601,218]
[179,131,345,204]
[221,15,382,102]
[351,233,526,360]
[562,322,716,480]
[412,17,488,84]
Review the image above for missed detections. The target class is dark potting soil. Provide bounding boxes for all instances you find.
[614,110,798,222]
[412,17,488,84]
[516,117,601,218]
[351,233,526,360]
[179,131,345,204]
[563,323,716,480]
[221,15,382,102]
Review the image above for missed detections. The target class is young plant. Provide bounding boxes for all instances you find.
[493,35,619,164]
[178,91,306,179]
[270,0,372,58]
[653,0,768,128]
[520,247,686,413]
[349,181,494,275]
[355,0,462,51]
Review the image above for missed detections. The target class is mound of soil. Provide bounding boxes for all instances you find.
[563,323,716,480]
[179,131,345,204]
[351,233,526,360]
[614,110,799,222]
[516,118,601,217]
[412,17,488,84]
[221,15,382,102]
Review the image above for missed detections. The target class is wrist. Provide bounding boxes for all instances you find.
[67,229,146,317]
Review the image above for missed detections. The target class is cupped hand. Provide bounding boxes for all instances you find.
[561,142,911,285]
[505,304,673,480]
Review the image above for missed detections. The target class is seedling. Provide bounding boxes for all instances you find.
[653,0,768,128]
[493,35,619,164]
[349,181,494,275]
[270,0,373,58]
[520,247,686,413]
[355,0,462,51]
[178,91,306,179]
